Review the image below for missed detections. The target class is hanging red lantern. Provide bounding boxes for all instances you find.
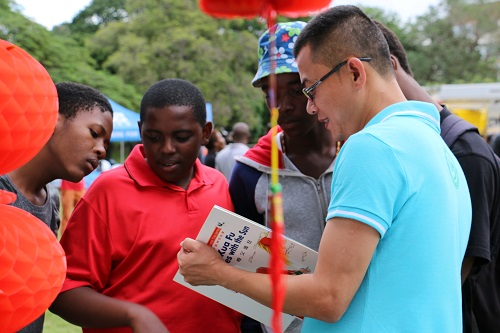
[199,0,332,18]
[0,193,66,333]
[0,40,62,332]
[0,39,58,175]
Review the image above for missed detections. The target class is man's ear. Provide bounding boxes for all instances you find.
[347,58,366,86]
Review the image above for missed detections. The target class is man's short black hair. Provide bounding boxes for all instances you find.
[56,82,113,119]
[140,79,206,127]
[294,5,392,77]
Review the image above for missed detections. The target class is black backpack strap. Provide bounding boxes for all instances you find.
[441,113,479,147]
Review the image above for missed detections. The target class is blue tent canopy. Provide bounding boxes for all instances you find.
[108,100,213,142]
[108,98,141,142]
[206,102,213,123]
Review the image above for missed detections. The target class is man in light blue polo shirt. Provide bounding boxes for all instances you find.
[306,100,472,332]
[178,5,471,332]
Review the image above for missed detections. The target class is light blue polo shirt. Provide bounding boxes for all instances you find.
[302,101,471,332]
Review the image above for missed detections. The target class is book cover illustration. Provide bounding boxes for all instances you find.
[174,205,318,329]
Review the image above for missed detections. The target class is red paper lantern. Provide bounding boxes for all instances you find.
[199,0,332,18]
[0,39,58,175]
[0,196,66,333]
[0,40,64,332]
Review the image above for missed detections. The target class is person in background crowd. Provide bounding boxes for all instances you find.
[491,134,500,157]
[215,122,251,181]
[203,128,226,168]
[59,179,86,237]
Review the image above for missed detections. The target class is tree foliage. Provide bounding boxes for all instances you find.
[82,0,267,132]
[69,0,127,36]
[3,0,500,137]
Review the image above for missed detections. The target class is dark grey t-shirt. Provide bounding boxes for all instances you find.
[0,175,60,333]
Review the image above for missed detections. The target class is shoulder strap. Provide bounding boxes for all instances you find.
[440,113,479,147]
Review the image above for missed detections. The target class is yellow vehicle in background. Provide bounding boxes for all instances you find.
[436,83,500,139]
[445,105,489,136]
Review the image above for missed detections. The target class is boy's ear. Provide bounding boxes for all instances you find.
[202,121,213,145]
[53,113,66,134]
[137,120,143,139]
[390,54,399,71]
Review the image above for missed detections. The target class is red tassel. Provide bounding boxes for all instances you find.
[269,187,285,332]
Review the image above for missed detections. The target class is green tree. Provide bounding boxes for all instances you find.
[84,0,267,132]
[445,0,500,80]
[7,0,497,135]
[69,0,127,36]
[408,3,497,84]
[4,0,142,110]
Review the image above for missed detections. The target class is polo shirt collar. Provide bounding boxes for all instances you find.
[124,144,213,190]
[365,101,440,134]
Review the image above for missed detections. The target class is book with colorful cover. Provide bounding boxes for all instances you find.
[173,205,318,329]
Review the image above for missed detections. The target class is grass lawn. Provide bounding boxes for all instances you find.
[43,311,80,333]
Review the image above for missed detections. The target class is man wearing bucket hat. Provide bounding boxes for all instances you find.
[229,21,338,333]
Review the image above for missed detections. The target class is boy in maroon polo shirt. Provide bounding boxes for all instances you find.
[50,79,242,333]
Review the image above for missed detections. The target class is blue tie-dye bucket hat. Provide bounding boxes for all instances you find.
[252,21,307,87]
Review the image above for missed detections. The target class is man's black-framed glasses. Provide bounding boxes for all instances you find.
[302,57,372,101]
